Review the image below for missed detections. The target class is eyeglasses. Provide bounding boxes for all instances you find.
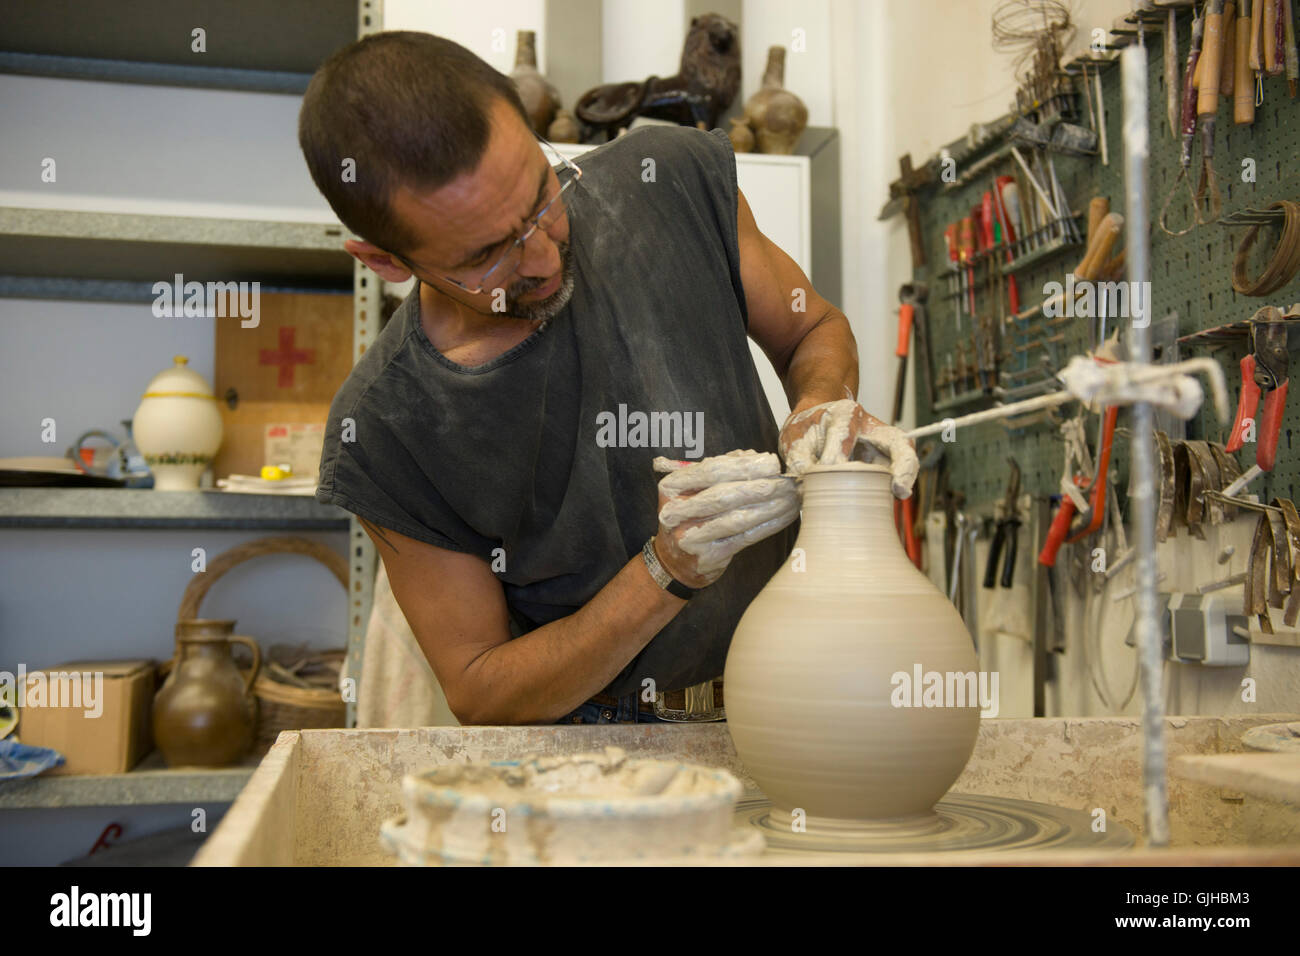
[438,140,583,295]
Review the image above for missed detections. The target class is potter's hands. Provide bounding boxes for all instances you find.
[778,399,919,499]
[652,450,800,588]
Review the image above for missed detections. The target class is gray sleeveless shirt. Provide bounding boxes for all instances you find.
[316,124,797,697]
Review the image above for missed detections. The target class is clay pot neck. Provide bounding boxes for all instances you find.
[797,466,897,548]
[762,46,786,89]
[515,31,538,68]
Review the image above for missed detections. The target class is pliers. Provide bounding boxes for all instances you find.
[1227,306,1290,472]
[984,459,1022,588]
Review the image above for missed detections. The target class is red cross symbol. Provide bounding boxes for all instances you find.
[259,326,315,388]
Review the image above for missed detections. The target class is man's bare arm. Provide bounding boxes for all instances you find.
[365,522,686,725]
[737,188,885,426]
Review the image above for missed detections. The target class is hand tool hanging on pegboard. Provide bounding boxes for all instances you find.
[1227,305,1291,471]
[983,459,1022,588]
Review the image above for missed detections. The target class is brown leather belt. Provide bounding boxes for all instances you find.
[588,679,725,716]
[587,691,658,714]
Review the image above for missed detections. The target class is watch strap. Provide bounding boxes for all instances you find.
[641,538,698,599]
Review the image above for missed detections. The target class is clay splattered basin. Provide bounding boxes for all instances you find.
[380,746,761,865]
[726,463,981,827]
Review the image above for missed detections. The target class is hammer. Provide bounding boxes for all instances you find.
[893,283,932,424]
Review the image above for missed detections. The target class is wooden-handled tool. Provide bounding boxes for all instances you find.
[1200,0,1227,115]
[1250,0,1265,69]
[1264,0,1280,74]
[1086,196,1110,245]
[1222,1,1238,96]
[1075,212,1125,280]
[1166,8,1181,138]
[1236,0,1257,122]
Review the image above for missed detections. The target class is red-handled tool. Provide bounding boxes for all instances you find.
[1065,405,1120,544]
[944,222,961,329]
[891,301,915,424]
[1227,353,1261,452]
[958,216,975,315]
[993,175,1021,314]
[894,496,922,568]
[1038,484,1082,568]
[1228,307,1290,471]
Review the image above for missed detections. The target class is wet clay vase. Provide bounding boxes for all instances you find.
[742,45,808,155]
[724,463,980,829]
[511,30,560,136]
[153,620,261,767]
[132,355,223,491]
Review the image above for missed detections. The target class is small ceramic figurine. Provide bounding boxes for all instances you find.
[743,45,808,154]
[728,116,755,153]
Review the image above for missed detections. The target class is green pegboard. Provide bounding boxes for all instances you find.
[915,17,1300,517]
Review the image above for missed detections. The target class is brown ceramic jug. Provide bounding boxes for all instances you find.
[153,619,261,767]
[742,45,808,155]
[511,30,560,136]
[725,463,980,830]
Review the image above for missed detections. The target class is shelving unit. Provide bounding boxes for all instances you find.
[0,1,377,815]
[0,488,349,530]
[0,751,257,809]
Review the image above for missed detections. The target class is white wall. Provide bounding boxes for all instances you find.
[601,0,686,83]
[384,0,549,73]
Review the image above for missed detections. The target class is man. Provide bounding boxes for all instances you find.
[299,32,916,725]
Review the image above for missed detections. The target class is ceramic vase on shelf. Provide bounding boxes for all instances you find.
[131,355,223,491]
[742,45,808,155]
[511,30,560,136]
[724,462,980,829]
[153,619,261,768]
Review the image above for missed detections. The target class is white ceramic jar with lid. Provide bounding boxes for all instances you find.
[132,355,223,491]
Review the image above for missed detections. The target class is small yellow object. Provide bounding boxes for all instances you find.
[260,464,293,481]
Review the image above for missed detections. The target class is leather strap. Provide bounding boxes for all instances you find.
[1232,200,1300,297]
[1155,430,1177,542]
[1274,498,1300,627]
[1208,441,1243,521]
[1188,441,1224,527]
[1245,504,1292,633]
[1173,440,1211,537]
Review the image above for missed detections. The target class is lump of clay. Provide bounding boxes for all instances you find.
[380,746,762,865]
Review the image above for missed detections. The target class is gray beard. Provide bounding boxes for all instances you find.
[499,241,574,322]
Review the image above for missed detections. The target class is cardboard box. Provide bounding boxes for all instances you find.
[17,660,155,775]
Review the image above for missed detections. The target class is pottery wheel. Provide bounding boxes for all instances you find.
[736,791,1134,855]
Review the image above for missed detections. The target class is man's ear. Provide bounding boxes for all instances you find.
[344,238,415,283]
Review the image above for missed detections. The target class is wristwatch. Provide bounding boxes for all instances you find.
[642,537,699,600]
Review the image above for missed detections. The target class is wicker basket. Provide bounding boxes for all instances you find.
[176,536,349,755]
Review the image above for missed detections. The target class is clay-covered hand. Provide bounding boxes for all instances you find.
[652,450,799,588]
[778,398,918,498]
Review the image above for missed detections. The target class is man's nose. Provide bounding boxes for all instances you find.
[515,219,565,277]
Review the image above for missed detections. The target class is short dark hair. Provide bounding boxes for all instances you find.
[298,31,532,256]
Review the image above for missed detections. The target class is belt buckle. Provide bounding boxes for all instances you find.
[653,677,725,722]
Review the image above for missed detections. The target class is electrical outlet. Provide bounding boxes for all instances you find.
[1165,592,1250,667]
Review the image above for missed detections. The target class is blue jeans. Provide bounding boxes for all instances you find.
[556,694,668,724]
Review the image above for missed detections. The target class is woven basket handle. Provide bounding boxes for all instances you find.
[177,535,348,622]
